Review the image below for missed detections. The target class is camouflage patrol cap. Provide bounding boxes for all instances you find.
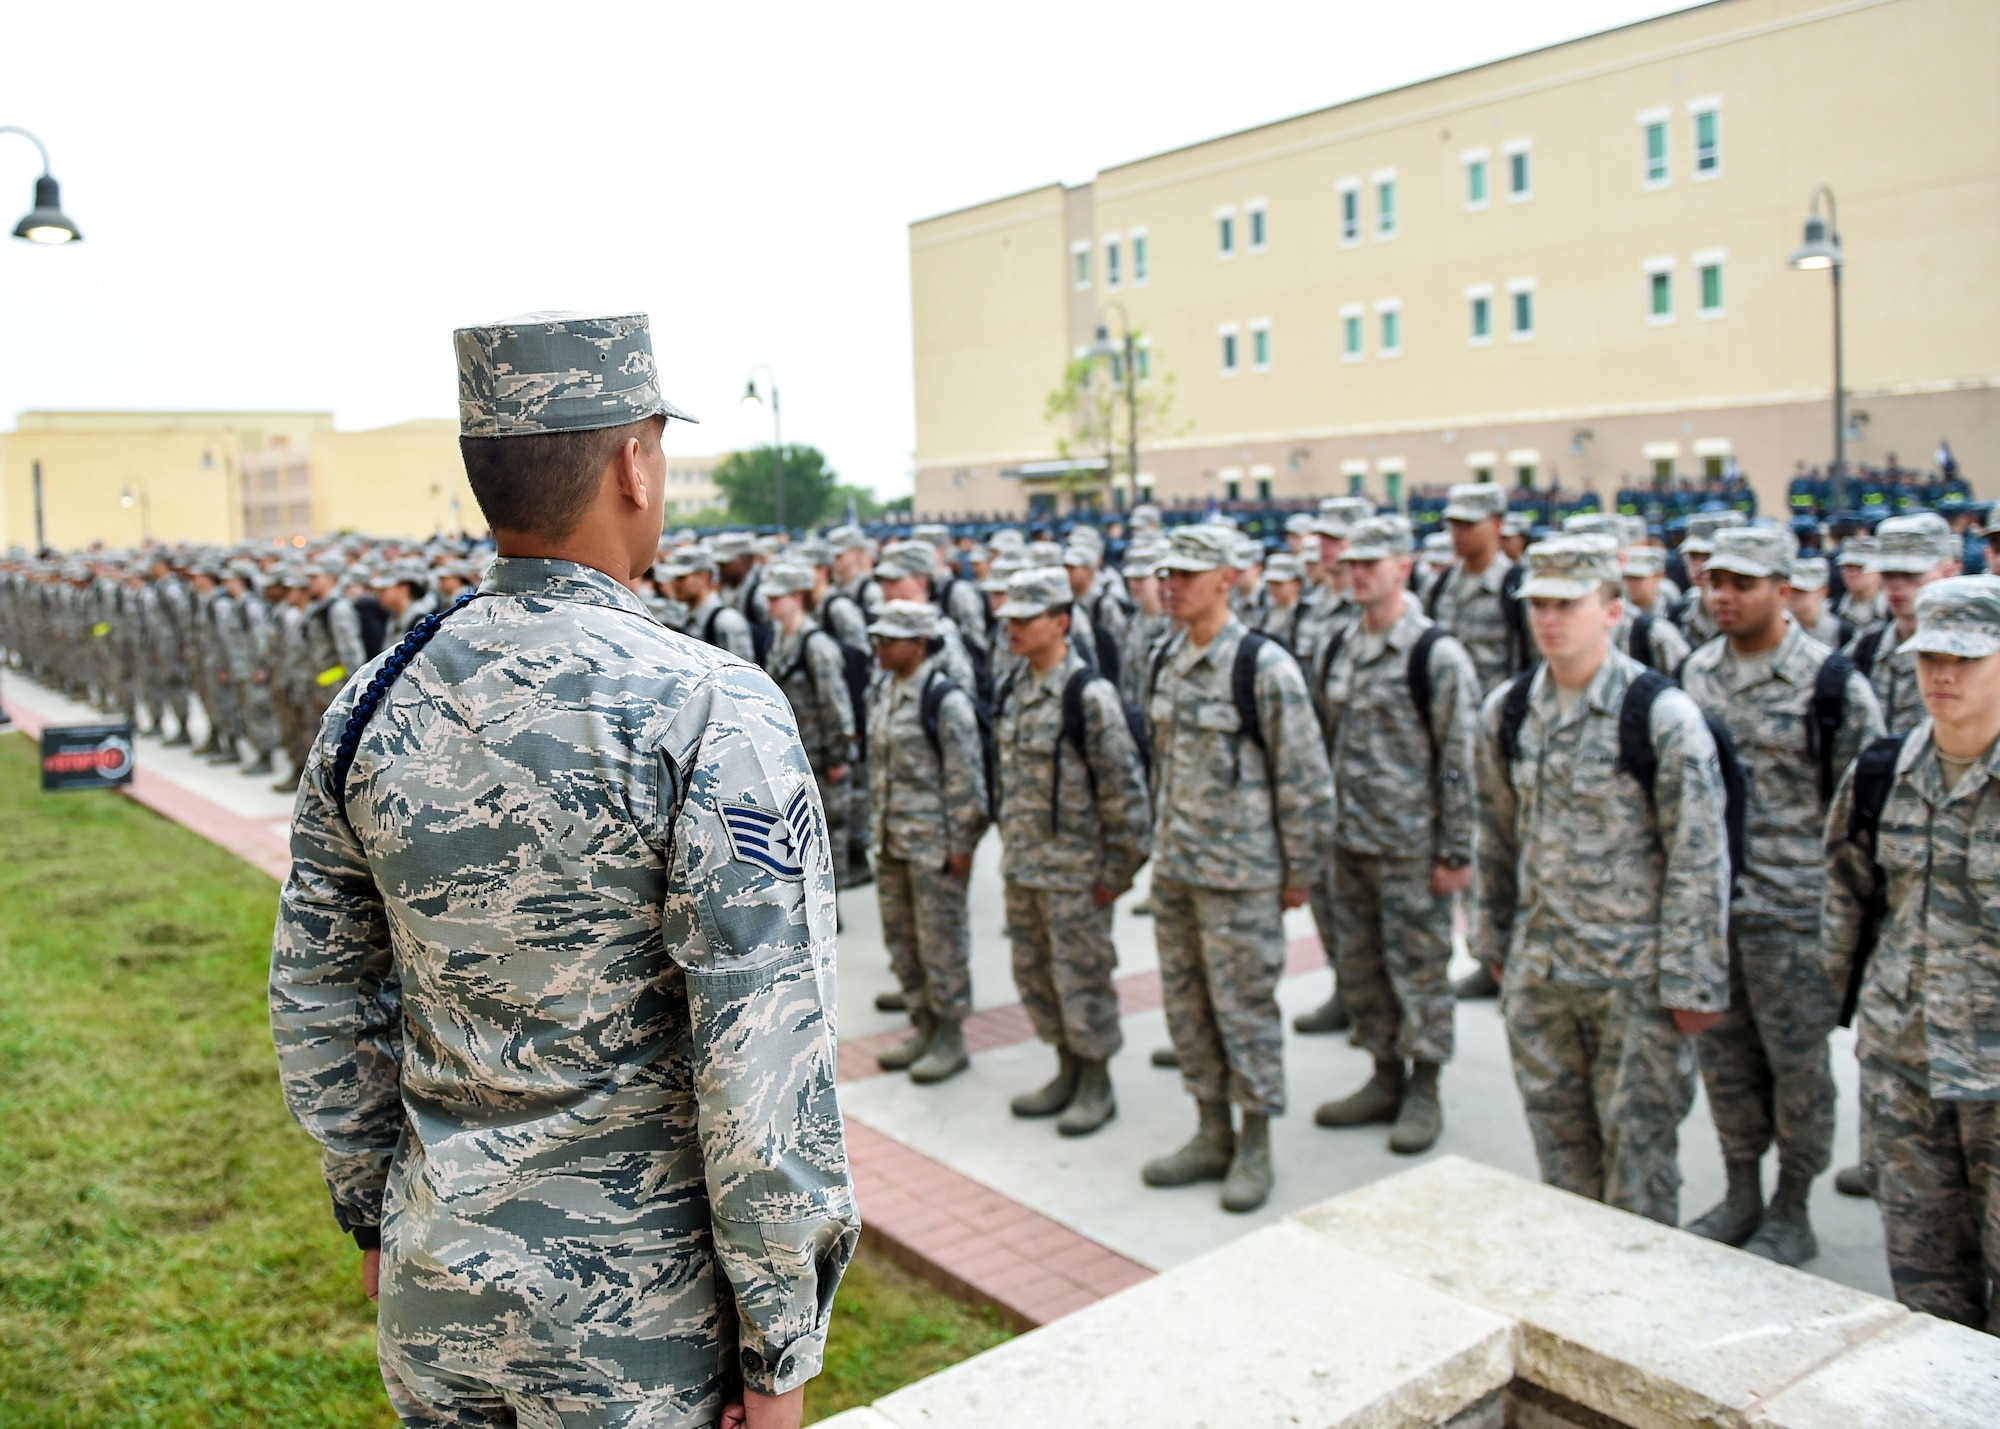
[1562,513,1619,538]
[1908,575,2000,659]
[711,532,757,562]
[1232,534,1267,567]
[825,525,871,554]
[1423,531,1455,561]
[1069,524,1104,549]
[1443,483,1507,523]
[1680,510,1746,555]
[793,538,833,568]
[1621,546,1667,577]
[875,540,935,580]
[453,311,697,438]
[1342,516,1416,561]
[1790,556,1831,592]
[1156,524,1242,572]
[1869,512,1956,574]
[911,523,951,547]
[1837,537,1878,567]
[1521,534,1621,600]
[1502,511,1535,537]
[1264,552,1305,583]
[758,562,814,598]
[980,555,1026,593]
[867,598,941,640]
[1285,512,1316,537]
[1314,496,1375,537]
[1706,525,1799,579]
[996,567,1075,619]
[1129,502,1164,531]
[988,528,1027,553]
[1061,544,1099,569]
[657,547,716,579]
[1025,540,1065,568]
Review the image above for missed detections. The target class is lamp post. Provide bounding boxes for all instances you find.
[1086,304,1139,512]
[119,483,151,543]
[1788,184,1845,516]
[741,364,784,533]
[3,126,83,244]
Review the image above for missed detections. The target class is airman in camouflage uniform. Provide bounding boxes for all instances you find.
[874,541,979,693]
[1848,513,1962,736]
[302,558,367,728]
[271,310,853,1428]
[1825,576,2000,1330]
[1833,538,1888,629]
[1477,536,1732,1226]
[1312,518,1480,1155]
[666,548,756,662]
[866,599,990,1085]
[1428,483,1522,696]
[221,560,282,775]
[1141,525,1334,1214]
[1680,524,1884,1264]
[147,554,195,743]
[992,568,1152,1137]
[1672,511,1745,648]
[1615,545,1693,675]
[760,562,858,895]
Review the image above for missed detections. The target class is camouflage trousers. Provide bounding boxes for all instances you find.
[1306,863,1341,988]
[1330,850,1454,1064]
[1695,916,1838,1178]
[207,667,244,744]
[1004,882,1122,1061]
[239,671,281,757]
[1863,1060,2000,1330]
[1502,968,1697,1225]
[877,852,972,1019]
[1152,878,1287,1116]
[817,770,853,893]
[380,1349,727,1428]
[844,758,872,881]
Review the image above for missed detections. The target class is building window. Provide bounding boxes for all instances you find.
[1643,256,1674,324]
[1136,341,1152,381]
[1249,320,1271,371]
[1377,300,1402,357]
[1341,303,1364,360]
[1640,107,1670,187]
[1222,467,1243,501]
[1255,471,1274,501]
[1651,457,1674,484]
[1105,236,1121,289]
[1695,249,1726,317]
[1464,150,1490,209]
[1515,464,1537,488]
[1374,172,1397,237]
[1219,323,1240,373]
[1466,285,1494,345]
[1217,208,1236,257]
[1247,200,1268,252]
[1072,241,1090,289]
[1508,279,1536,339]
[1504,139,1532,201]
[1338,180,1360,245]
[1131,229,1149,285]
[1690,99,1721,178]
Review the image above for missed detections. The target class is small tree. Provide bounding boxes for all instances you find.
[712,445,839,529]
[1043,337,1183,505]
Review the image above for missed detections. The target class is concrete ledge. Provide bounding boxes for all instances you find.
[1749,1314,2000,1428]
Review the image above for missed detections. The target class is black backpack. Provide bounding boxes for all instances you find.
[739,572,774,666]
[1806,654,1858,804]
[1048,667,1152,831]
[1628,612,1657,671]
[777,629,866,760]
[919,669,997,820]
[700,602,769,665]
[1849,625,1889,679]
[1425,562,1529,674]
[1836,731,1912,1027]
[1498,665,1749,894]
[1146,629,1288,788]
[1316,622,1448,746]
[1086,591,1132,687]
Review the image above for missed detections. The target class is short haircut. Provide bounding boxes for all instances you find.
[458,417,656,541]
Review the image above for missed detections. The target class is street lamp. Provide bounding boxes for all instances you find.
[119,483,151,541]
[1086,302,1139,512]
[2,127,82,244]
[741,363,783,533]
[1788,184,1845,516]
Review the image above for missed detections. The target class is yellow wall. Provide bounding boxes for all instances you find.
[910,0,2000,517]
[314,420,482,539]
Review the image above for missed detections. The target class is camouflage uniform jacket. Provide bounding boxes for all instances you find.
[270,557,857,1397]
[1474,650,1730,1010]
[1614,603,1693,676]
[1320,601,1478,862]
[867,653,989,867]
[1677,588,1720,646]
[304,594,367,693]
[1825,722,2000,1098]
[276,603,312,703]
[1835,589,1888,628]
[1848,620,1925,735]
[763,619,857,773]
[1682,617,1884,924]
[995,647,1151,893]
[939,576,990,656]
[686,592,756,664]
[1427,554,1518,695]
[818,589,870,653]
[153,574,191,664]
[1146,617,1334,890]
[1120,607,1175,710]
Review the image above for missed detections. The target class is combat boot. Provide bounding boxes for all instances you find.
[1388,1061,1443,1154]
[240,752,274,777]
[1315,1058,1405,1127]
[1056,1059,1115,1137]
[270,772,301,794]
[1743,1170,1819,1267]
[1293,988,1352,1035]
[162,728,191,747]
[1687,1158,1764,1246]
[1454,964,1500,1000]
[1011,1048,1080,1117]
[874,989,909,1013]
[207,743,242,765]
[909,1017,969,1084]
[1151,1046,1181,1069]
[1220,1112,1273,1213]
[1833,1163,1874,1199]
[1142,1100,1235,1187]
[874,1008,935,1071]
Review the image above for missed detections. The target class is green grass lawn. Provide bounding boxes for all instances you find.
[0,731,1007,1427]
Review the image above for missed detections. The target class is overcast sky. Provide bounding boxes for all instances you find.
[0,0,1686,498]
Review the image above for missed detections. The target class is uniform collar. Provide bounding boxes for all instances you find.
[1173,614,1246,675]
[479,557,652,620]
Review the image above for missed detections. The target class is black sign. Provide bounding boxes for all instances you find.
[41,721,136,792]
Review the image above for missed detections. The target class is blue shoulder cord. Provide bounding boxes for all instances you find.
[331,590,480,821]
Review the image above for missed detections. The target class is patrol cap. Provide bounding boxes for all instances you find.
[1061,544,1098,569]
[793,538,833,568]
[1705,525,1799,580]
[1502,511,1535,537]
[996,567,1075,619]
[1520,534,1621,600]
[1908,575,2000,659]
[1233,533,1267,567]
[1443,483,1507,523]
[711,532,757,562]
[1423,531,1455,559]
[1024,539,1065,568]
[1341,516,1416,561]
[1561,513,1619,538]
[911,523,951,547]
[658,547,716,579]
[1068,524,1105,548]
[988,528,1027,553]
[758,562,815,598]
[1285,512,1316,537]
[1621,546,1667,577]
[1129,502,1164,531]
[1680,510,1746,555]
[1315,496,1376,536]
[1836,536,1877,567]
[453,311,696,438]
[826,525,871,554]
[980,555,1026,593]
[1264,552,1305,583]
[1156,524,1242,572]
[1789,555,1831,592]
[875,540,935,580]
[1869,512,1956,574]
[867,598,941,640]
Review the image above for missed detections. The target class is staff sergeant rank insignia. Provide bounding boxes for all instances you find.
[722,785,822,879]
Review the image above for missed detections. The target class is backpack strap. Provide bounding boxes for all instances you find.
[1499,562,1529,673]
[918,668,952,753]
[1615,669,1673,793]
[1052,665,1097,832]
[1810,653,1856,805]
[1423,564,1455,619]
[1406,626,1444,734]
[332,590,479,823]
[1838,730,1912,1026]
[1630,612,1655,670]
[1232,631,1271,749]
[1851,625,1885,678]
[1496,666,1538,765]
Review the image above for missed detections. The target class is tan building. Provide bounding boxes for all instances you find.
[663,454,726,518]
[910,0,1999,519]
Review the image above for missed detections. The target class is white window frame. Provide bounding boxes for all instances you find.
[1337,177,1361,247]
[1688,96,1722,181]
[1071,239,1091,290]
[1506,277,1537,341]
[1339,302,1365,361]
[1250,463,1276,501]
[1218,321,1241,375]
[1375,297,1403,358]
[1215,205,1238,259]
[1245,198,1268,253]
[1372,169,1398,239]
[1130,227,1149,286]
[1341,458,1369,479]
[1637,106,1671,190]
[1502,138,1533,203]
[1462,147,1491,211]
[1642,255,1676,325]
[1135,335,1153,383]
[1465,282,1495,347]
[1102,232,1122,290]
[1249,317,1272,372]
[1693,246,1727,319]
[1220,466,1244,501]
